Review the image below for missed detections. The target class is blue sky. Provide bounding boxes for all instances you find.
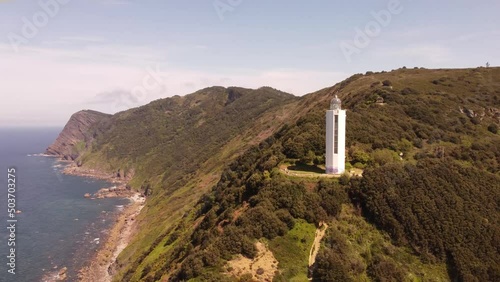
[1,0,499,126]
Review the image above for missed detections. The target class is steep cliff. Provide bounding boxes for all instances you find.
[46,110,111,160]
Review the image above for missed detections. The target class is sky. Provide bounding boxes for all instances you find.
[1,0,499,127]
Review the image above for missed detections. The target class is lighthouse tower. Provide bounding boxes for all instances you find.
[325,95,346,174]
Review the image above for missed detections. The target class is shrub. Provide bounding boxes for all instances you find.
[339,173,350,185]
[397,138,413,153]
[371,149,399,166]
[275,209,295,229]
[313,155,324,166]
[178,255,204,280]
[382,80,392,87]
[471,117,481,125]
[301,150,316,165]
[412,138,423,149]
[238,273,254,282]
[367,256,407,282]
[349,147,372,164]
[313,249,352,281]
[353,162,366,169]
[488,123,498,134]
[237,206,288,239]
[401,87,419,95]
[318,181,348,216]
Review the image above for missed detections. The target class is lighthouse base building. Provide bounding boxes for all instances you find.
[325,95,346,174]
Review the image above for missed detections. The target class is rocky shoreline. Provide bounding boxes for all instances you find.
[63,163,137,199]
[77,193,145,282]
[84,185,135,200]
[60,163,145,282]
[62,164,128,183]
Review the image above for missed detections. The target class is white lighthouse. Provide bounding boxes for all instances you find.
[325,95,346,174]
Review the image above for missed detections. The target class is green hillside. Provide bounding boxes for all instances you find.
[56,67,499,281]
[69,86,300,281]
[81,86,297,189]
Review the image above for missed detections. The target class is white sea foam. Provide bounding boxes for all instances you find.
[31,153,55,157]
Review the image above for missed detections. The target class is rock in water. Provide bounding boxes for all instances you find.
[57,267,67,281]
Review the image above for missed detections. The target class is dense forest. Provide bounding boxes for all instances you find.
[162,82,499,280]
[50,67,500,281]
[351,160,499,281]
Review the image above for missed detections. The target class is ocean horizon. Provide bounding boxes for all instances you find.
[0,127,129,282]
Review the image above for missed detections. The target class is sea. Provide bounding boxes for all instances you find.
[0,128,129,282]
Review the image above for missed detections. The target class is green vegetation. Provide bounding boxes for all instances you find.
[85,86,296,190]
[313,204,449,282]
[73,86,298,281]
[53,67,499,281]
[269,220,316,281]
[73,140,86,155]
[164,139,348,281]
[350,160,500,281]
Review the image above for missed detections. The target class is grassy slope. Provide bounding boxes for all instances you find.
[85,87,301,281]
[269,219,316,281]
[66,67,499,281]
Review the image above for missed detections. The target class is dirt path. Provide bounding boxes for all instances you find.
[279,164,363,178]
[308,222,328,267]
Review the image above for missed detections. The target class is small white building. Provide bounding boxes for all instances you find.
[325,95,346,174]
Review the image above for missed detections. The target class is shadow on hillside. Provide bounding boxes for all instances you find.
[288,163,324,174]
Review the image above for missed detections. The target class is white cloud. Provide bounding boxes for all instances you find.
[0,44,347,127]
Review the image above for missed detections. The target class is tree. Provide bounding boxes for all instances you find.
[312,249,352,281]
[301,150,316,164]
